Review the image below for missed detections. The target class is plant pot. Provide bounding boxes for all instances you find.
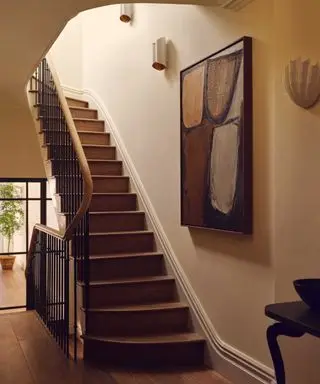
[0,255,16,270]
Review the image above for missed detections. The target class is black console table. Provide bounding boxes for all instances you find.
[265,301,320,384]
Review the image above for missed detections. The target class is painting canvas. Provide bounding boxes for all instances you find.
[180,37,253,234]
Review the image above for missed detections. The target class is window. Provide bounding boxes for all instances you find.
[0,179,56,310]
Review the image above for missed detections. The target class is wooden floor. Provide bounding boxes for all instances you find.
[0,267,26,308]
[0,311,229,383]
[109,369,229,383]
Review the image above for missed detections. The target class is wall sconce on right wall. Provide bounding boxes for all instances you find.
[152,37,167,71]
[285,58,320,109]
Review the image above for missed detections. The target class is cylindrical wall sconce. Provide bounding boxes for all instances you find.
[120,4,133,23]
[152,37,167,71]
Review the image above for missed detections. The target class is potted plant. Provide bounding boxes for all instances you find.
[0,183,24,270]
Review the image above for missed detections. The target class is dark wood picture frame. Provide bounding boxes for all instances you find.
[180,36,253,234]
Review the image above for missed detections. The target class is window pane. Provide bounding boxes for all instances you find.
[28,201,41,247]
[0,200,26,254]
[0,182,26,199]
[28,182,40,198]
[0,180,50,309]
[46,181,51,198]
[15,254,27,271]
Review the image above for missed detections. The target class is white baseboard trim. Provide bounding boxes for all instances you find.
[62,84,84,99]
[62,84,274,384]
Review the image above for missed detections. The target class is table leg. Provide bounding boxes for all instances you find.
[266,322,305,384]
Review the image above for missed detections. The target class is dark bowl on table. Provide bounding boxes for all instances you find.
[294,279,320,311]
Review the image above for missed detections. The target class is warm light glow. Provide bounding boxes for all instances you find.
[152,62,166,71]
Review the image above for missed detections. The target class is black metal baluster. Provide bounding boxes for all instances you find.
[60,240,62,348]
[61,239,64,351]
[73,239,78,361]
[46,234,50,333]
[53,236,56,339]
[47,234,51,335]
[28,59,90,359]
[65,240,69,356]
[55,237,58,339]
[59,237,62,347]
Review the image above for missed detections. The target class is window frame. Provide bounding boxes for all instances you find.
[0,178,51,310]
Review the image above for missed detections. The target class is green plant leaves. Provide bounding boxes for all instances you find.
[0,183,24,251]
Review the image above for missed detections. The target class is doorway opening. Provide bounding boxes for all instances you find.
[0,178,57,311]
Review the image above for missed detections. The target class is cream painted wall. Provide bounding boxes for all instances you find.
[0,101,45,178]
[49,16,83,89]
[79,1,275,366]
[0,0,230,186]
[0,12,83,181]
[273,1,320,383]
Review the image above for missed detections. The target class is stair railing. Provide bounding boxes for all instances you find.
[26,56,93,360]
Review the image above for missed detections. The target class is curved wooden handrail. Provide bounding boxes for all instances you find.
[46,53,93,240]
[26,55,93,276]
[31,223,64,239]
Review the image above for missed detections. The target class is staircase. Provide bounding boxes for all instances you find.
[59,96,206,367]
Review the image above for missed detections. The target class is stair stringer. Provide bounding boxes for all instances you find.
[61,86,275,384]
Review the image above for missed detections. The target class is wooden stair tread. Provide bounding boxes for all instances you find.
[87,159,120,163]
[34,103,57,107]
[91,175,128,178]
[82,144,113,148]
[40,129,106,134]
[62,210,143,216]
[92,192,135,195]
[82,333,204,344]
[69,107,96,112]
[49,159,120,163]
[73,118,104,122]
[89,230,152,235]
[42,143,80,147]
[79,275,174,286]
[89,211,143,215]
[44,144,114,150]
[58,192,135,196]
[90,252,162,260]
[83,302,188,312]
[66,96,88,103]
[77,130,108,135]
[44,144,112,148]
[50,175,127,180]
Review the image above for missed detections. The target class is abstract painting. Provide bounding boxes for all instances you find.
[180,37,253,234]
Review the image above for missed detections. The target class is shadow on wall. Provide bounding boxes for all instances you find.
[309,96,320,118]
[164,40,179,84]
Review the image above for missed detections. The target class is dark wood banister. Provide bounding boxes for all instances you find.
[26,53,93,276]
